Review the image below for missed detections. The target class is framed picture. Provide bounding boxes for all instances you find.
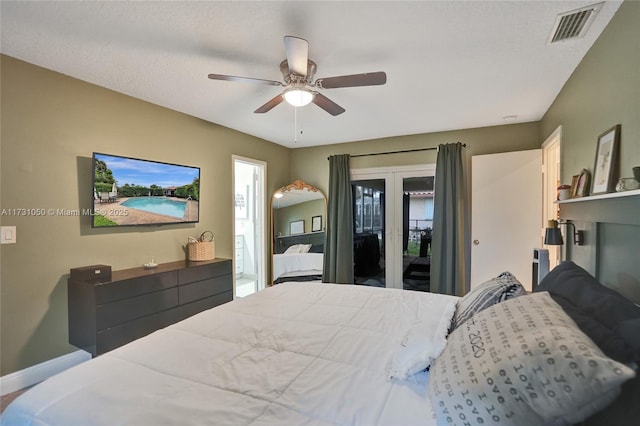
[570,174,580,198]
[235,185,248,219]
[575,168,591,198]
[290,220,304,235]
[592,124,620,195]
[311,215,322,232]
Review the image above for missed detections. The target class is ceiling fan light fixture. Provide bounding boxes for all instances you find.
[283,88,314,107]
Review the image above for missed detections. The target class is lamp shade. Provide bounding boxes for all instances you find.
[283,89,314,107]
[544,220,564,245]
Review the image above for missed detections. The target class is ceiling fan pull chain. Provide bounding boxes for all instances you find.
[294,106,297,144]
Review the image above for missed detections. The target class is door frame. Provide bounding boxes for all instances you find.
[542,126,562,268]
[352,164,436,289]
[232,155,267,297]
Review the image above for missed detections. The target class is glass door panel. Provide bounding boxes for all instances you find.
[352,179,385,287]
[399,176,434,291]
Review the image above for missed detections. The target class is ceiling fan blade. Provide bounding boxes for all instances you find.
[208,74,283,87]
[312,92,345,116]
[284,35,309,77]
[254,94,284,114]
[317,71,387,89]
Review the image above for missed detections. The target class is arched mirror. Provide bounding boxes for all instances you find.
[271,179,326,284]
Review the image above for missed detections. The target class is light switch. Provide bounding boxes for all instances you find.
[1,226,17,244]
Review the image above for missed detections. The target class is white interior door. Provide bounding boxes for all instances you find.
[471,150,542,291]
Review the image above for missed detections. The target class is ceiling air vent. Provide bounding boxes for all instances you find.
[548,2,603,44]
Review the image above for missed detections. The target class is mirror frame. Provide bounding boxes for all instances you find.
[271,179,327,285]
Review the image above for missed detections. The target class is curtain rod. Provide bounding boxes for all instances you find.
[327,143,466,160]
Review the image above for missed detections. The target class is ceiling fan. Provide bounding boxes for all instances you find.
[208,36,387,116]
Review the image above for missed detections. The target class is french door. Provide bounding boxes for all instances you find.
[352,165,436,290]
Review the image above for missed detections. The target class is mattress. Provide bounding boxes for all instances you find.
[272,252,324,280]
[2,282,459,426]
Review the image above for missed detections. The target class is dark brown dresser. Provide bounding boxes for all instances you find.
[68,258,232,356]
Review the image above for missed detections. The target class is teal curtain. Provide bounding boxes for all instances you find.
[431,142,470,296]
[323,154,354,284]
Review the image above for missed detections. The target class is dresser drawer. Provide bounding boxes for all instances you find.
[178,291,233,320]
[179,275,232,305]
[96,307,182,354]
[179,261,232,284]
[96,288,178,330]
[95,271,177,305]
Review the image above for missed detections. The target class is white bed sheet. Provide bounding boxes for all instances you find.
[2,282,459,426]
[272,252,324,280]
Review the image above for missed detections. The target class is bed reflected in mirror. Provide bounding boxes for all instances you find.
[271,180,326,284]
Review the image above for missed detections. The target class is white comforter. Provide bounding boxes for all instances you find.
[2,282,458,426]
[272,252,324,280]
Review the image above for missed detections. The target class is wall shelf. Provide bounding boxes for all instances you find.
[558,188,640,226]
[557,188,640,204]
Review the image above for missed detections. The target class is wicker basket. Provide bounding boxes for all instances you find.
[188,241,215,261]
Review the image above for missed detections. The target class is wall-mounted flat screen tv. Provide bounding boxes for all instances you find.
[92,152,200,227]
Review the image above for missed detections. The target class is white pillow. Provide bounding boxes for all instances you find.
[298,244,312,253]
[284,244,301,254]
[284,244,312,254]
[429,292,636,426]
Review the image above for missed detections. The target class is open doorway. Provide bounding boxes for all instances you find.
[232,156,266,297]
[542,126,562,269]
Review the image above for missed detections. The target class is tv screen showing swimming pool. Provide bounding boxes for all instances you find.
[92,152,200,227]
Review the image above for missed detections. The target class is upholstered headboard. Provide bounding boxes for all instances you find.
[559,194,640,305]
[558,194,640,426]
[275,232,325,254]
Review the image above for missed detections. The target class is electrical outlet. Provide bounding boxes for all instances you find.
[1,226,17,244]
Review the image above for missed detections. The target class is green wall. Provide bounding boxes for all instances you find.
[274,199,325,237]
[0,55,290,375]
[290,122,542,195]
[540,0,640,280]
[541,0,640,184]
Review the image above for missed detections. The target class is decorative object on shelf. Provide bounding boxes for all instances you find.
[557,184,572,201]
[289,220,304,235]
[187,231,215,261]
[311,215,323,232]
[144,257,158,269]
[570,174,580,198]
[575,168,591,198]
[592,124,621,195]
[544,219,584,246]
[616,177,640,192]
[633,166,640,183]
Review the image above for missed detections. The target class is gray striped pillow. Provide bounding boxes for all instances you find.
[450,271,525,331]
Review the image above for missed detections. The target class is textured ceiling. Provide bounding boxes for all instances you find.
[0,1,622,148]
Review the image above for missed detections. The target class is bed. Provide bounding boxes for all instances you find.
[272,252,324,283]
[3,262,639,426]
[2,281,458,425]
